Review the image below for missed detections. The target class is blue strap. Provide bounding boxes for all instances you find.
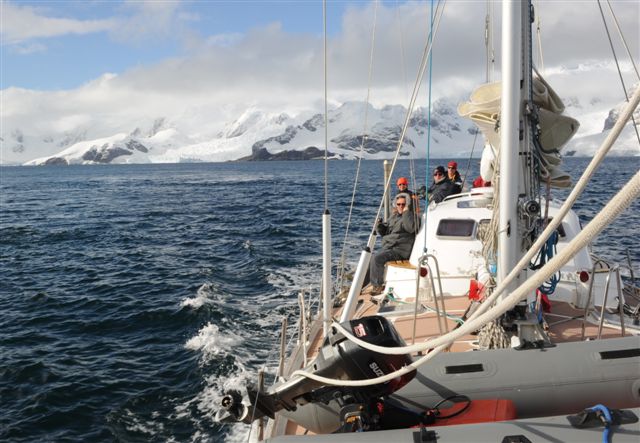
[588,404,612,443]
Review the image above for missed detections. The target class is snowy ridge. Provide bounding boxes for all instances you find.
[6,90,639,166]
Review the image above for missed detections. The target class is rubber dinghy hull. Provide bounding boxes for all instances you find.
[275,336,639,434]
[394,335,640,416]
[266,407,640,442]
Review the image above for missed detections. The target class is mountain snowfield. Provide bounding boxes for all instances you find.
[4,73,639,166]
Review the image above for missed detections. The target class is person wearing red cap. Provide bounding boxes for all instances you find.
[396,176,421,214]
[447,161,463,194]
[396,177,414,199]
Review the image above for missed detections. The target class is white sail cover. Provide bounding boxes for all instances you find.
[458,76,579,188]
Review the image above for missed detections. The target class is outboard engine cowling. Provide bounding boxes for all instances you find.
[216,315,415,429]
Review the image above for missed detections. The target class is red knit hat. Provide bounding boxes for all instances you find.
[397,177,408,186]
[448,161,458,169]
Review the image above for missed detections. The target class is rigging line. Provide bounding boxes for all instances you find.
[336,0,380,293]
[525,0,540,201]
[395,0,410,104]
[597,0,640,146]
[485,0,496,82]
[323,0,329,211]
[533,0,544,74]
[367,0,447,240]
[460,130,479,191]
[422,0,436,252]
[605,0,640,80]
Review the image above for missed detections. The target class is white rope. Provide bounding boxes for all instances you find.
[289,169,640,386]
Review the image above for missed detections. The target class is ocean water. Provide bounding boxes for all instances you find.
[1,158,638,442]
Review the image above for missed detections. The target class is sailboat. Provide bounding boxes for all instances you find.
[216,1,640,441]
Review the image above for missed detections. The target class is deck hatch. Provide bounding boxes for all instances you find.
[445,363,484,374]
[599,348,640,360]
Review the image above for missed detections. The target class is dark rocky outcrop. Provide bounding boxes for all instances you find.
[44,157,69,165]
[82,144,132,163]
[237,146,335,161]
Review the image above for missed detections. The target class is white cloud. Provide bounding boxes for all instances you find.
[0,2,115,44]
[110,0,189,44]
[9,42,47,55]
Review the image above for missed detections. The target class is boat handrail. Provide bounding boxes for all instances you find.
[581,258,634,339]
[596,265,626,339]
[413,253,449,345]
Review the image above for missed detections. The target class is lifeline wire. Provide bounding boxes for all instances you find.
[422,0,435,253]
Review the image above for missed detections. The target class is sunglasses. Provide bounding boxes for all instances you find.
[396,202,406,207]
[448,167,455,169]
[398,183,407,186]
[434,172,443,177]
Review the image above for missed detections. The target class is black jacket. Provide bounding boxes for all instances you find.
[428,178,456,203]
[450,171,463,194]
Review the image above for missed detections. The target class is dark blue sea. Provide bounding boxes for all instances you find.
[1,158,638,442]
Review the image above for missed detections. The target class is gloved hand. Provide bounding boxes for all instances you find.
[376,219,388,236]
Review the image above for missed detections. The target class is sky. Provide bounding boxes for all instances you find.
[1,0,639,162]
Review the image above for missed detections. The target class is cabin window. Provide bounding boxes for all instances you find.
[436,219,476,238]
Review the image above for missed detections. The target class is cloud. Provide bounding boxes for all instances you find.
[0,2,115,44]
[1,0,638,164]
[9,42,47,55]
[109,0,191,45]
[1,1,194,49]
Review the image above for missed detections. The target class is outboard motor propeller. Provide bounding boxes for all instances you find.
[215,390,249,423]
[216,315,415,426]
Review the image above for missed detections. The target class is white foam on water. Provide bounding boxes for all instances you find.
[184,322,243,363]
[120,407,166,438]
[180,283,217,309]
[182,263,324,441]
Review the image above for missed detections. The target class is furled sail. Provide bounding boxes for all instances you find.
[458,76,579,188]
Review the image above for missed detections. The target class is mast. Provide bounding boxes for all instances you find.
[497,0,523,293]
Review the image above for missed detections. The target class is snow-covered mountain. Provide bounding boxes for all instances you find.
[6,90,639,166]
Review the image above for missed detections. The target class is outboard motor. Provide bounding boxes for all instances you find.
[216,315,415,430]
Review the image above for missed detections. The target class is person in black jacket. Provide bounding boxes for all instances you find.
[447,161,463,194]
[428,166,456,203]
[365,194,417,295]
